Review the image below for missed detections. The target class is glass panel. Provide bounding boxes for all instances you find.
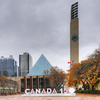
[39,78,43,89]
[45,78,50,88]
[27,78,30,89]
[21,79,24,92]
[33,78,36,90]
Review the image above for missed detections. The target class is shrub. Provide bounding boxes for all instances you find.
[76,90,100,94]
[57,91,61,93]
[78,90,82,93]
[79,88,82,90]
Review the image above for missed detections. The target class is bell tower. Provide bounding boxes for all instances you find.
[70,2,79,63]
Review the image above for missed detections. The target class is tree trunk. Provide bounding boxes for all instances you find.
[83,83,86,90]
[87,84,89,90]
[92,85,94,91]
[3,88,4,94]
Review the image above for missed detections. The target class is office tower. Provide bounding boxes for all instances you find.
[70,2,79,63]
[0,55,17,77]
[19,52,33,76]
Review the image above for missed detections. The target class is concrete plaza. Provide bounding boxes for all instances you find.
[0,93,100,100]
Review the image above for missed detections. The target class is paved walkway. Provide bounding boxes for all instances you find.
[0,93,100,100]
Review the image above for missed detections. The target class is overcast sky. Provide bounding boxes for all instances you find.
[0,0,100,72]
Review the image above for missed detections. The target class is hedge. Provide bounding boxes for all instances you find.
[76,90,100,94]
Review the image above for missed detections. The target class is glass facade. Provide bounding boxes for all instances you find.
[13,76,51,92]
[27,54,52,76]
[0,55,17,77]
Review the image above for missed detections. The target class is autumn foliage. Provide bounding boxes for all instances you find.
[66,63,81,87]
[0,72,8,93]
[67,47,100,91]
[45,66,66,91]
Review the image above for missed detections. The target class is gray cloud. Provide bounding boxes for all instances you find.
[0,0,100,72]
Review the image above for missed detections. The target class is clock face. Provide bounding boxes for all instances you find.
[71,34,79,42]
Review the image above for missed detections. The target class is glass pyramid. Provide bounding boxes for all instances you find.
[27,54,52,76]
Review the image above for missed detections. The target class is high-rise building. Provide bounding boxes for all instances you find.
[19,52,33,76]
[0,55,18,77]
[70,2,79,63]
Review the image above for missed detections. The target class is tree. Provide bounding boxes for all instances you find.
[0,72,8,93]
[7,79,14,93]
[66,63,81,90]
[16,80,20,93]
[45,66,67,91]
[86,47,100,90]
[12,81,16,93]
[67,46,100,91]
[85,64,100,90]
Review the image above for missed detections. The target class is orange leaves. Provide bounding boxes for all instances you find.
[66,63,81,87]
[97,78,100,80]
[0,72,8,89]
[67,47,100,90]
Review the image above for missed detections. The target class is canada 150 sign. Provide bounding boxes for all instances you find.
[22,88,76,96]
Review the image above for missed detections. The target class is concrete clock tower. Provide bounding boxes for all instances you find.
[70,2,79,63]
